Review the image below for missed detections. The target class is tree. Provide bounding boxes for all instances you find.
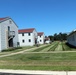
[48,33,68,41]
[54,33,58,40]
[48,35,54,41]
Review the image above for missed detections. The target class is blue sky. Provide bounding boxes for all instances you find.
[0,0,76,36]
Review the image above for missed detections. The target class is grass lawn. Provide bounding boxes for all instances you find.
[0,52,76,71]
[0,46,36,56]
[0,41,76,71]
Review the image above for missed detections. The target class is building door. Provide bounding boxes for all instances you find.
[8,38,13,47]
[35,38,37,44]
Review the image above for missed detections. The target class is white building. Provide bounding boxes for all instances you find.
[37,32,45,44]
[67,30,76,47]
[18,28,38,46]
[45,37,51,44]
[0,17,18,51]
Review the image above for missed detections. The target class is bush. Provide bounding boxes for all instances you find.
[2,47,22,52]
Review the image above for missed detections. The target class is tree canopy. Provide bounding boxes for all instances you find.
[48,32,67,41]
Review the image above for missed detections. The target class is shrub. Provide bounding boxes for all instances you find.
[2,47,22,52]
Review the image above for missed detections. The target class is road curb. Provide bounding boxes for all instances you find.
[0,69,76,75]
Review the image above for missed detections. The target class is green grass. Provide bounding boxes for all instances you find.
[61,41,71,51]
[62,41,76,51]
[31,42,58,52]
[47,41,59,51]
[0,52,76,70]
[0,65,76,71]
[55,42,63,51]
[0,46,36,55]
[0,41,76,71]
[32,44,51,52]
[2,47,22,52]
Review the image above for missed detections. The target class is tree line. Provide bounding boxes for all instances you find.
[48,32,68,41]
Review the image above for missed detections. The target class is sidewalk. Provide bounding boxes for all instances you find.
[0,69,76,75]
[0,69,66,75]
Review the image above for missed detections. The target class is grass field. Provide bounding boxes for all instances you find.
[26,41,76,52]
[0,41,76,71]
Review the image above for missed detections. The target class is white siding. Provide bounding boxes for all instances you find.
[18,29,37,46]
[18,33,34,46]
[32,29,38,45]
[0,25,1,51]
[0,19,18,51]
[67,33,76,46]
[45,40,51,44]
[38,34,45,44]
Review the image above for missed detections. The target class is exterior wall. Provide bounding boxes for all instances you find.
[45,40,51,44]
[0,19,18,51]
[18,33,34,46]
[0,25,1,51]
[18,29,37,46]
[37,34,45,44]
[32,29,38,45]
[67,32,76,46]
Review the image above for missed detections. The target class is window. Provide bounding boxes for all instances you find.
[8,26,10,31]
[17,42,19,45]
[22,33,24,36]
[40,35,41,37]
[72,35,75,41]
[28,33,31,36]
[40,40,42,42]
[29,39,31,42]
[9,20,12,24]
[22,40,25,43]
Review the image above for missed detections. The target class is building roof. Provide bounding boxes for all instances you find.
[0,17,18,27]
[0,18,6,21]
[45,37,50,40]
[68,29,76,37]
[0,17,9,22]
[38,32,44,36]
[18,28,35,33]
